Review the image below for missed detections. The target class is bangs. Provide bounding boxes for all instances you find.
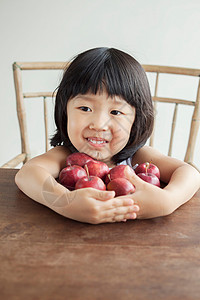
[64,48,135,105]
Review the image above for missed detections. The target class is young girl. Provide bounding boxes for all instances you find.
[15,47,200,224]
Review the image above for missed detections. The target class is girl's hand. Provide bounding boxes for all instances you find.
[125,168,172,219]
[51,187,139,224]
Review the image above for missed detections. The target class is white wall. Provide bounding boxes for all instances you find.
[0,0,200,167]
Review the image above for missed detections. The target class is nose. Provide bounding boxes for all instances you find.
[89,111,109,131]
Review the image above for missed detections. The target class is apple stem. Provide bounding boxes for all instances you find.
[108,174,111,182]
[84,165,90,179]
[145,162,149,174]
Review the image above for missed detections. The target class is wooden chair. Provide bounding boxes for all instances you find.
[1,62,200,171]
[1,62,67,168]
[143,65,200,171]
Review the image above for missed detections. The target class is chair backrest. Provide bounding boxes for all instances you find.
[3,62,67,168]
[2,62,200,170]
[143,65,200,170]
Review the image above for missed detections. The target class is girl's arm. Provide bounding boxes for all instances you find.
[15,146,139,224]
[126,146,200,219]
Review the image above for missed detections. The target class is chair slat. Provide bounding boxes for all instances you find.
[149,72,159,147]
[14,61,68,70]
[153,96,195,106]
[143,65,200,77]
[23,92,56,98]
[13,66,30,163]
[1,153,26,168]
[184,78,200,163]
[168,103,178,156]
[43,97,49,152]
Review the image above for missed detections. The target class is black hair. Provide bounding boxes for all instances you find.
[50,47,154,164]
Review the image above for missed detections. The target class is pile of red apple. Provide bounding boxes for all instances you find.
[59,153,161,197]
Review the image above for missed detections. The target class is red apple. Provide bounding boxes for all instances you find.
[59,165,87,190]
[135,162,160,179]
[107,178,135,197]
[66,152,94,167]
[137,173,160,187]
[85,160,109,181]
[105,165,135,184]
[75,176,106,191]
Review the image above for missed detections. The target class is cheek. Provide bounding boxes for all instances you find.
[125,111,136,138]
[112,127,130,150]
[68,116,77,132]
[118,114,135,137]
[68,117,81,138]
[112,114,135,148]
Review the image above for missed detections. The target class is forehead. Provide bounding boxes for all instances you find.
[72,91,127,104]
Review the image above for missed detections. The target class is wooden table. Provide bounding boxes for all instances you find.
[0,168,200,300]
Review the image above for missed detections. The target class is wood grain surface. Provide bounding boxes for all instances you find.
[0,168,200,300]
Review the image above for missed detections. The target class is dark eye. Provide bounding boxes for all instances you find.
[111,110,123,115]
[79,106,92,112]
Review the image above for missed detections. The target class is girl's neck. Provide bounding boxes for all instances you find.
[100,158,116,168]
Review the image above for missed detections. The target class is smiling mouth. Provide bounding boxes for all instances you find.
[86,137,108,145]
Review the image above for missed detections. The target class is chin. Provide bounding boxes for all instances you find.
[87,150,105,161]
[78,149,107,162]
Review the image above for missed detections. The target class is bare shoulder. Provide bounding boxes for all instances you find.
[29,146,70,163]
[132,145,184,164]
[131,146,165,165]
[24,146,71,176]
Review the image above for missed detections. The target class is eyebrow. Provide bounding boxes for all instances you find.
[73,95,94,102]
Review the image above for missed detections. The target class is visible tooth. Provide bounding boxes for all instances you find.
[88,138,105,144]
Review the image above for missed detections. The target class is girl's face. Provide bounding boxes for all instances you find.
[67,91,135,167]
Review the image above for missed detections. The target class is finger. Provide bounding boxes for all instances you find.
[125,166,144,188]
[108,204,139,216]
[98,198,139,223]
[101,211,137,223]
[100,202,139,222]
[107,205,139,218]
[103,197,135,209]
[94,190,115,201]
